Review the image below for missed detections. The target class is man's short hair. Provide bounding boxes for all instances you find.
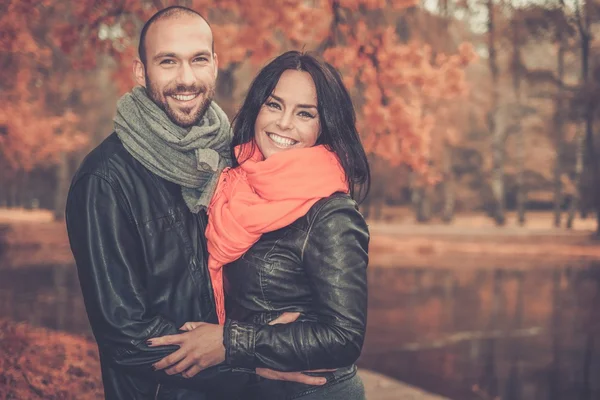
[138,6,214,65]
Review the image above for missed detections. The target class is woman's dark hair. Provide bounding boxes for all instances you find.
[230,50,371,203]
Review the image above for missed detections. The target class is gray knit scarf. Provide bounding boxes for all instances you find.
[114,86,232,213]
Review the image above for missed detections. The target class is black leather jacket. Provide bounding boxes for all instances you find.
[223,193,370,373]
[66,134,248,400]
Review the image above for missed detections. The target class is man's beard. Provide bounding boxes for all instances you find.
[146,75,215,129]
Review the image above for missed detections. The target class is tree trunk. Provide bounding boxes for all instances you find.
[7,179,17,208]
[512,14,526,226]
[568,22,591,230]
[439,0,455,224]
[417,187,432,223]
[553,33,566,227]
[567,127,585,229]
[411,173,432,223]
[584,109,600,236]
[441,144,455,223]
[215,64,238,118]
[488,0,505,226]
[54,152,70,220]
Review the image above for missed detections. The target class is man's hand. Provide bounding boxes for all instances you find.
[147,322,225,378]
[255,368,327,385]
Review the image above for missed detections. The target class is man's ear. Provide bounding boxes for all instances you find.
[133,58,146,87]
[213,53,219,80]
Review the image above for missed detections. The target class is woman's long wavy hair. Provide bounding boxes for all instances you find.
[230,51,371,203]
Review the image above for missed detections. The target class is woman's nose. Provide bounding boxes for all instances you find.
[276,112,293,130]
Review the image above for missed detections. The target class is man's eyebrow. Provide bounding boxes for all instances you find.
[153,52,177,61]
[153,51,212,61]
[269,94,317,109]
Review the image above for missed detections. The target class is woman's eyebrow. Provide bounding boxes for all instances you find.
[270,93,317,109]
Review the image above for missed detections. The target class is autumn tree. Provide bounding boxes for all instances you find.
[322,1,475,220]
[1,0,476,222]
[0,1,89,213]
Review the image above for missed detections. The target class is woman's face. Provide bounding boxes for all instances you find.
[254,70,320,159]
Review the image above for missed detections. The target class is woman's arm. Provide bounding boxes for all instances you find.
[224,195,369,371]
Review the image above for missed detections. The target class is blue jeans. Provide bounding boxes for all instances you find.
[245,365,365,400]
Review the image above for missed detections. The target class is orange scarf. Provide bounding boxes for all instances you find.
[206,143,349,324]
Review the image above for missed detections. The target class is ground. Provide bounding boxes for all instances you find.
[1,207,597,399]
[0,207,598,270]
[0,319,103,399]
[0,319,449,400]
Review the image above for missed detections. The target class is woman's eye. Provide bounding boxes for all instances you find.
[266,102,281,110]
[298,111,315,118]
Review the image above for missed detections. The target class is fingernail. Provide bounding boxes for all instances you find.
[146,340,152,346]
[318,378,326,385]
[151,365,156,371]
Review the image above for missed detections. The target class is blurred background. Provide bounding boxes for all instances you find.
[1,0,600,399]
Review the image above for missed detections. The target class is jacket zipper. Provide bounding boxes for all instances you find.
[195,212,217,317]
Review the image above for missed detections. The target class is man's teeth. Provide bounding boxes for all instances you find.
[268,133,297,146]
[172,94,197,101]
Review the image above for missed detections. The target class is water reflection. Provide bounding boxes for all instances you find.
[0,264,91,336]
[360,266,600,400]
[0,263,599,399]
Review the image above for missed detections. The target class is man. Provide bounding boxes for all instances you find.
[66,6,324,399]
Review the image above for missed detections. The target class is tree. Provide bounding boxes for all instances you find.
[567,0,600,235]
[509,2,527,225]
[487,0,506,226]
[1,0,474,220]
[322,2,475,221]
[0,1,90,212]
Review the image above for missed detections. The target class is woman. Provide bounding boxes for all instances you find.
[214,50,370,400]
[154,51,370,399]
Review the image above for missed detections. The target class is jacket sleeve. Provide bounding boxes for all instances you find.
[66,173,246,390]
[224,196,369,371]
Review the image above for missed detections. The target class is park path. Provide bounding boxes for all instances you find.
[359,369,449,400]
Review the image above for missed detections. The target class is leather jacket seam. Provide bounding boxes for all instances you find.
[74,171,136,223]
[300,194,349,261]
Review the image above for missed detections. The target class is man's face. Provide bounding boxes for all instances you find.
[135,15,218,128]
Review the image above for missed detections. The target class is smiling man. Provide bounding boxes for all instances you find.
[65,6,324,400]
[136,9,217,128]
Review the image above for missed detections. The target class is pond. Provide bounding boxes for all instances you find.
[1,262,599,399]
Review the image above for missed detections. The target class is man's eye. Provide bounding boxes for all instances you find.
[160,59,176,65]
[194,57,209,62]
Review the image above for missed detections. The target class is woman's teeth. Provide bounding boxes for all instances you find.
[268,133,297,147]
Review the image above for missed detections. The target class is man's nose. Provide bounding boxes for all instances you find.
[176,63,196,87]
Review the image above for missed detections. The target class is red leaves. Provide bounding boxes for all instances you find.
[0,0,475,182]
[322,8,475,179]
[0,105,88,172]
[0,319,103,399]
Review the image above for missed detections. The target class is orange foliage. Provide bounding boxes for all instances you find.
[324,7,476,176]
[0,319,103,399]
[0,0,89,175]
[0,0,475,178]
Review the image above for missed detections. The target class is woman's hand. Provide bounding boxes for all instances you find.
[147,313,328,381]
[147,322,225,378]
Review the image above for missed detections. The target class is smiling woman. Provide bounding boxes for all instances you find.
[253,70,321,159]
